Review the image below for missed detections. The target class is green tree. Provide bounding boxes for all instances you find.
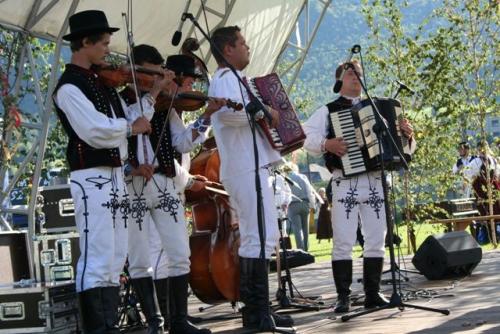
[359,0,499,247]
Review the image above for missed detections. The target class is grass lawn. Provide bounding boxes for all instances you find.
[300,222,497,263]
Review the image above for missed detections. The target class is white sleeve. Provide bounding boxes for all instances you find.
[55,84,127,149]
[303,106,329,156]
[173,159,191,190]
[169,110,200,153]
[209,71,251,127]
[123,94,155,122]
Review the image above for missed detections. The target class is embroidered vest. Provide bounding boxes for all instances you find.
[53,64,125,171]
[120,87,179,177]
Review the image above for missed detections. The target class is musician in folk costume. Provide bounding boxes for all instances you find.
[121,45,223,334]
[52,10,160,333]
[452,141,476,198]
[463,141,500,217]
[208,26,294,331]
[303,60,416,313]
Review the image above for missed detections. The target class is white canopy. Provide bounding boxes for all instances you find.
[0,0,304,76]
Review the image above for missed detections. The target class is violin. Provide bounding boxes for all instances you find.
[96,64,243,112]
[156,91,243,112]
[96,63,165,90]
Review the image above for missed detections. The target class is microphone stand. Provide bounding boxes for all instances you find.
[340,63,450,322]
[272,171,328,314]
[379,84,421,284]
[182,13,295,333]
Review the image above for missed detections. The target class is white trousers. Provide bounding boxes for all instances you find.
[223,168,279,259]
[330,170,387,260]
[149,222,169,280]
[70,167,128,292]
[127,173,190,279]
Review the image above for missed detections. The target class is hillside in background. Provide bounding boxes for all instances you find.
[285,0,440,115]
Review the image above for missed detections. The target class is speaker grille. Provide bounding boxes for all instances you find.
[412,231,482,280]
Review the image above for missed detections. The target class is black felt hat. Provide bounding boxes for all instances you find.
[63,10,119,41]
[165,55,202,78]
[458,141,470,149]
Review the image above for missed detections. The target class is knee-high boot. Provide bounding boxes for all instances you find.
[169,274,211,334]
[131,277,164,333]
[78,287,106,334]
[101,286,121,334]
[154,278,169,330]
[240,257,294,331]
[332,260,352,313]
[363,257,389,308]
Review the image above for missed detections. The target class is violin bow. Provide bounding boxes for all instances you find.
[122,3,150,164]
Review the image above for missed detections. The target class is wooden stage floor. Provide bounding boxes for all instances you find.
[130,249,500,334]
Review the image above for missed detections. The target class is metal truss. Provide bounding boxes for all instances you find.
[273,0,332,94]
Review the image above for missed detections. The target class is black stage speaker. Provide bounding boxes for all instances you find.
[412,231,482,280]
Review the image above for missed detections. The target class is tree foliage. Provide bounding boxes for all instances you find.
[358,0,498,221]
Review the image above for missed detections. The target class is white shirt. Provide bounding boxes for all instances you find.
[463,155,500,182]
[208,67,281,181]
[452,155,475,174]
[55,83,155,162]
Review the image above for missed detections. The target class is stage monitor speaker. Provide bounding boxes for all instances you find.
[412,231,482,280]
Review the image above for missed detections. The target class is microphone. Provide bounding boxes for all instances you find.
[171,13,188,46]
[395,80,415,95]
[172,1,192,46]
[333,64,347,93]
[333,45,361,93]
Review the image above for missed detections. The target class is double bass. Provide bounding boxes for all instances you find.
[186,139,240,304]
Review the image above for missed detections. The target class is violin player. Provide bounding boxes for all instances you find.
[52,10,158,333]
[120,44,225,334]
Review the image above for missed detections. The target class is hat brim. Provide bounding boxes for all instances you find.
[63,27,119,41]
[169,71,203,79]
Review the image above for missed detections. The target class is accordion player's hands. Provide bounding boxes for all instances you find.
[267,106,280,128]
[325,137,348,157]
[399,118,414,139]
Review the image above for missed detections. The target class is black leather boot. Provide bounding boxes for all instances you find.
[239,257,257,328]
[101,286,121,334]
[252,258,294,331]
[332,260,352,313]
[169,274,211,334]
[78,287,106,334]
[363,257,389,308]
[132,277,164,333]
[154,278,169,331]
[239,257,294,331]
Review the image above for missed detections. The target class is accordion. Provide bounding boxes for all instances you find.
[329,97,412,177]
[248,73,305,155]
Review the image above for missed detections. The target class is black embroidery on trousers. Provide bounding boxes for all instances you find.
[337,178,360,219]
[98,172,128,228]
[153,177,180,222]
[130,181,148,231]
[363,176,384,219]
[120,190,131,228]
[71,180,90,291]
[333,176,342,187]
[86,175,112,189]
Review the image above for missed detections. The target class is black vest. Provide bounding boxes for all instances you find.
[53,64,126,171]
[119,87,179,177]
[323,96,353,172]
